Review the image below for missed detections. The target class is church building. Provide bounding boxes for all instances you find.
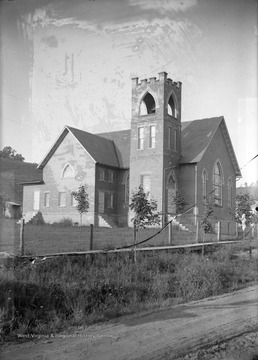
[22,72,241,234]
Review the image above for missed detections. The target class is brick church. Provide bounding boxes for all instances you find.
[22,72,241,232]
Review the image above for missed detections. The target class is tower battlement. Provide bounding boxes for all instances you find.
[132,71,181,89]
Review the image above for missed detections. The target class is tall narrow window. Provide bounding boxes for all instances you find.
[107,170,114,183]
[107,193,114,208]
[174,129,178,151]
[202,170,208,203]
[149,125,156,148]
[228,177,233,208]
[44,192,50,207]
[168,126,172,149]
[99,168,105,181]
[71,192,77,207]
[168,94,178,118]
[58,192,66,207]
[139,93,156,115]
[213,162,223,206]
[138,127,144,150]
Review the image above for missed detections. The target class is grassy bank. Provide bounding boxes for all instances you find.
[0,243,257,340]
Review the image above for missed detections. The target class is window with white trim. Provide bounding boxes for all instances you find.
[71,193,77,207]
[44,192,50,207]
[138,127,144,150]
[149,125,156,148]
[58,192,66,207]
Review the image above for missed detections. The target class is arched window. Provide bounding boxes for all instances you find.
[139,93,156,115]
[168,94,178,118]
[202,169,208,203]
[62,164,74,178]
[227,177,233,208]
[213,161,223,206]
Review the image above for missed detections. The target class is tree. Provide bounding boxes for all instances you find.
[235,192,255,225]
[0,146,24,161]
[129,185,160,229]
[71,185,89,226]
[173,191,189,214]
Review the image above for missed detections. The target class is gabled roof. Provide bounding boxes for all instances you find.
[38,126,121,169]
[180,116,241,177]
[67,126,120,168]
[97,129,131,168]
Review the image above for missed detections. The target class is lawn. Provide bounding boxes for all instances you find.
[0,219,175,256]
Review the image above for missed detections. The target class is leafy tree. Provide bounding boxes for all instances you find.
[173,191,189,214]
[129,185,160,229]
[0,146,24,161]
[200,202,214,234]
[235,192,255,225]
[71,185,89,226]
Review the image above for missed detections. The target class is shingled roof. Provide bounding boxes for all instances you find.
[37,117,241,177]
[97,129,131,168]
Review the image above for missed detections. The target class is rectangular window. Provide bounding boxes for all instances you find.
[107,170,114,183]
[58,192,66,207]
[44,192,50,207]
[174,129,178,151]
[107,193,114,208]
[71,193,77,207]
[168,126,172,149]
[149,125,156,148]
[98,191,105,213]
[99,168,105,181]
[138,127,144,150]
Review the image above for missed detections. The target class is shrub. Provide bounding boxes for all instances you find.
[29,212,45,225]
[52,218,74,227]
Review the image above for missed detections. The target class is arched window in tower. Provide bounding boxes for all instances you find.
[139,93,156,115]
[62,164,74,179]
[213,161,223,206]
[167,95,178,118]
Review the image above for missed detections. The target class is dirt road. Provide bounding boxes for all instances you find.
[1,284,258,360]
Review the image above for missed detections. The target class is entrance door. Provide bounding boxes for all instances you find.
[98,191,105,214]
[33,191,40,211]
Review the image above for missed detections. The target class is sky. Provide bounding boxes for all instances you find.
[0,0,257,186]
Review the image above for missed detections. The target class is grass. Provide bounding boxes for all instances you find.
[0,243,257,341]
[0,219,191,256]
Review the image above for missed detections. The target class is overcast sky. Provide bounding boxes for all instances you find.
[1,0,257,185]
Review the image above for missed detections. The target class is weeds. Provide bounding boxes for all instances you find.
[0,245,257,340]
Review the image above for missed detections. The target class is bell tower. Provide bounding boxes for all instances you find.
[129,71,182,223]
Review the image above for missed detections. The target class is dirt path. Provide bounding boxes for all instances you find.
[1,284,258,360]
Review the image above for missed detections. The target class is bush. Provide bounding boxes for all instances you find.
[29,212,45,225]
[52,218,74,227]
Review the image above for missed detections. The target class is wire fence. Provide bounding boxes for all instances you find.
[0,216,257,257]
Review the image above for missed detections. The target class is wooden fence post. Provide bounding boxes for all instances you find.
[133,226,137,263]
[195,222,199,243]
[168,222,172,245]
[217,221,221,242]
[20,219,25,256]
[90,224,93,250]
